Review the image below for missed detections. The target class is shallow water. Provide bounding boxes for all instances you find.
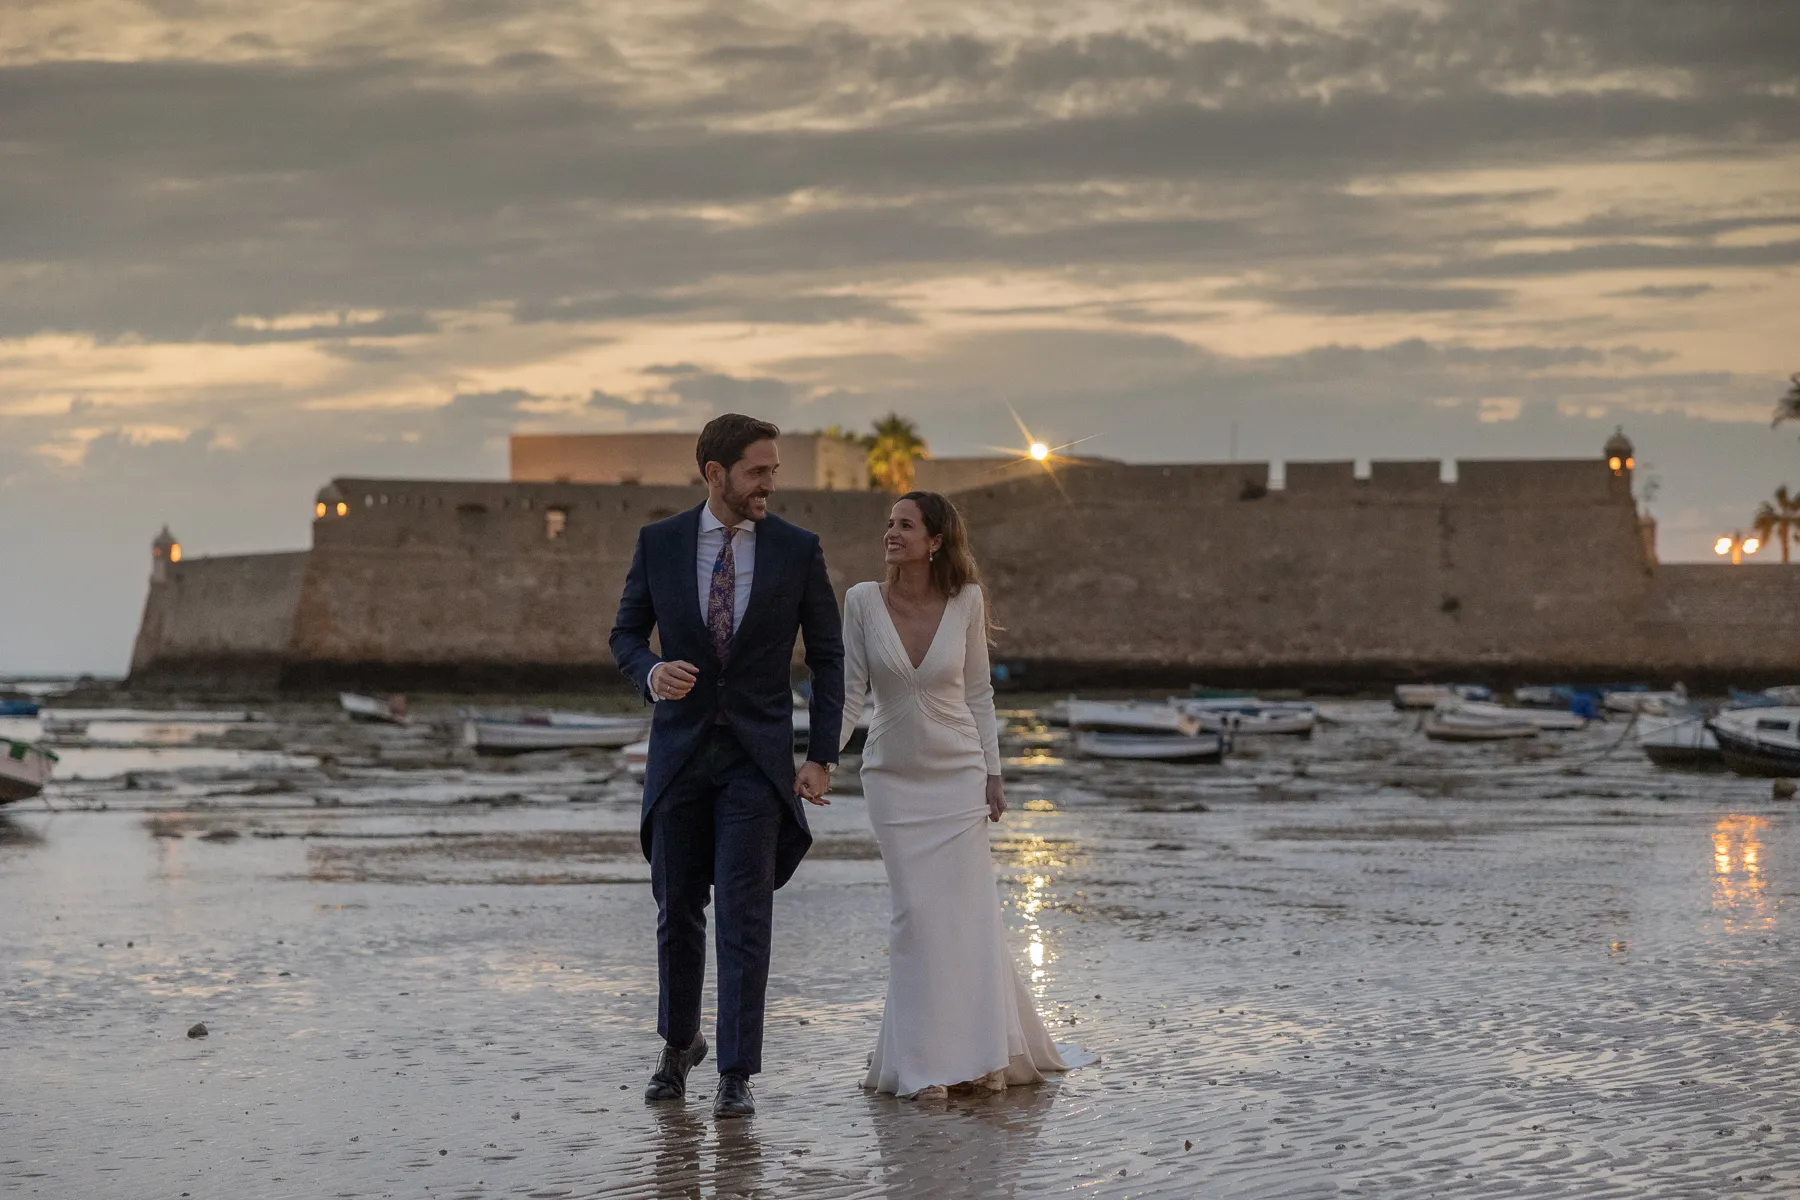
[1,699,1795,1198]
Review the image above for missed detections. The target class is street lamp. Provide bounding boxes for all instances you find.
[1714,531,1762,565]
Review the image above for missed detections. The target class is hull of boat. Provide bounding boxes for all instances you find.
[1063,701,1200,736]
[1422,714,1537,742]
[340,693,407,725]
[1074,732,1225,762]
[0,740,55,803]
[464,716,649,753]
[1712,728,1800,777]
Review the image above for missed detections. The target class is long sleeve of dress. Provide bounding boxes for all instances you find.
[840,586,871,754]
[963,586,1002,775]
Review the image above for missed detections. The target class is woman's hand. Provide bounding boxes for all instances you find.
[985,774,1006,822]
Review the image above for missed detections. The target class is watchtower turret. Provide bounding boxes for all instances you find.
[1604,427,1634,477]
[315,483,348,520]
[151,525,181,583]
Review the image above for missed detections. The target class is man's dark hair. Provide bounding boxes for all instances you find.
[695,413,781,475]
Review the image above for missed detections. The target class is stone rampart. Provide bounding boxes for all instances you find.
[128,552,310,690]
[126,461,1800,692]
[278,480,890,689]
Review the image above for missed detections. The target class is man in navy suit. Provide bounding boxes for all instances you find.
[610,413,845,1119]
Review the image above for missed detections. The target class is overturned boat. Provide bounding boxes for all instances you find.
[1708,708,1800,777]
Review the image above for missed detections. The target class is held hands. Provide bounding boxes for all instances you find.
[649,660,699,701]
[795,761,832,806]
[986,774,1006,822]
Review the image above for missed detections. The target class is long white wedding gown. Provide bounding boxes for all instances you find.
[840,580,1095,1096]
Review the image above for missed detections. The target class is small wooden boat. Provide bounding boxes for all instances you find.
[1447,701,1586,732]
[1394,684,1491,710]
[1060,699,1200,737]
[463,712,650,753]
[1640,719,1722,769]
[340,692,409,725]
[1074,731,1227,762]
[1422,712,1538,742]
[0,738,57,803]
[1708,708,1800,777]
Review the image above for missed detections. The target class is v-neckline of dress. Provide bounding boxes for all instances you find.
[878,584,951,673]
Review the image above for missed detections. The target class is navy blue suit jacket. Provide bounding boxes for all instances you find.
[609,504,845,887]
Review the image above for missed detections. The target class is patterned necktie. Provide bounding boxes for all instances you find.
[706,525,738,664]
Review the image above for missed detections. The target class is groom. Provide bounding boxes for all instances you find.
[610,413,845,1119]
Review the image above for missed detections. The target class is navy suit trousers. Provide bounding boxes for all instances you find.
[648,727,784,1077]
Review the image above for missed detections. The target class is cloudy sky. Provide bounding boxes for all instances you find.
[2,0,1797,673]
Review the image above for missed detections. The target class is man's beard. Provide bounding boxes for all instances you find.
[722,479,767,521]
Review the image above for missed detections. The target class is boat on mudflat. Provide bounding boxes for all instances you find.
[1394,684,1491,711]
[1074,731,1227,763]
[463,711,650,753]
[1422,711,1538,742]
[0,699,41,717]
[1171,698,1317,737]
[1639,718,1722,769]
[1604,689,1684,716]
[0,738,57,803]
[1058,699,1200,737]
[340,692,409,725]
[1708,708,1800,777]
[1445,700,1587,732]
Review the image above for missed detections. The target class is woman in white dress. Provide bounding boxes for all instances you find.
[840,491,1093,1101]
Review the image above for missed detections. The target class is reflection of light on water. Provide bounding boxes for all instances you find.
[1020,873,1050,986]
[1711,814,1773,933]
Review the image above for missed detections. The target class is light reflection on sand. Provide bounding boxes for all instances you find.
[1711,813,1774,933]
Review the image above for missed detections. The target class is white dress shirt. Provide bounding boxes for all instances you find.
[650,504,756,700]
[696,503,756,634]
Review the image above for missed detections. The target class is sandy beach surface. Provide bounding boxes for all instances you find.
[2,698,1795,1198]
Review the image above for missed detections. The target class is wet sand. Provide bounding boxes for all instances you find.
[2,700,1796,1198]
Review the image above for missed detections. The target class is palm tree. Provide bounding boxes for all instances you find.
[865,413,929,493]
[1753,485,1800,564]
[1776,372,1800,432]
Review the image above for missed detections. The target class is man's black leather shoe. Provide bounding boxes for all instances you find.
[644,1035,708,1102]
[713,1072,755,1119]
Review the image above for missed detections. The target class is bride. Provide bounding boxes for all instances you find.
[840,490,1094,1100]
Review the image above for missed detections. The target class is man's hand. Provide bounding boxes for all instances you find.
[985,774,1006,823]
[648,660,698,701]
[795,761,831,806]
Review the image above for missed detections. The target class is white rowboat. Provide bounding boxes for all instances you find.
[1443,701,1587,732]
[463,713,650,753]
[1422,712,1538,742]
[1395,684,1492,710]
[1060,700,1200,737]
[1074,731,1226,762]
[340,692,409,725]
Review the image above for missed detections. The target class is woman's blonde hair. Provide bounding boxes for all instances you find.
[886,491,999,631]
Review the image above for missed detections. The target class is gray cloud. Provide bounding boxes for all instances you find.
[2,0,1796,671]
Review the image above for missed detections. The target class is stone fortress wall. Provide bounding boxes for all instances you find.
[128,445,1800,691]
